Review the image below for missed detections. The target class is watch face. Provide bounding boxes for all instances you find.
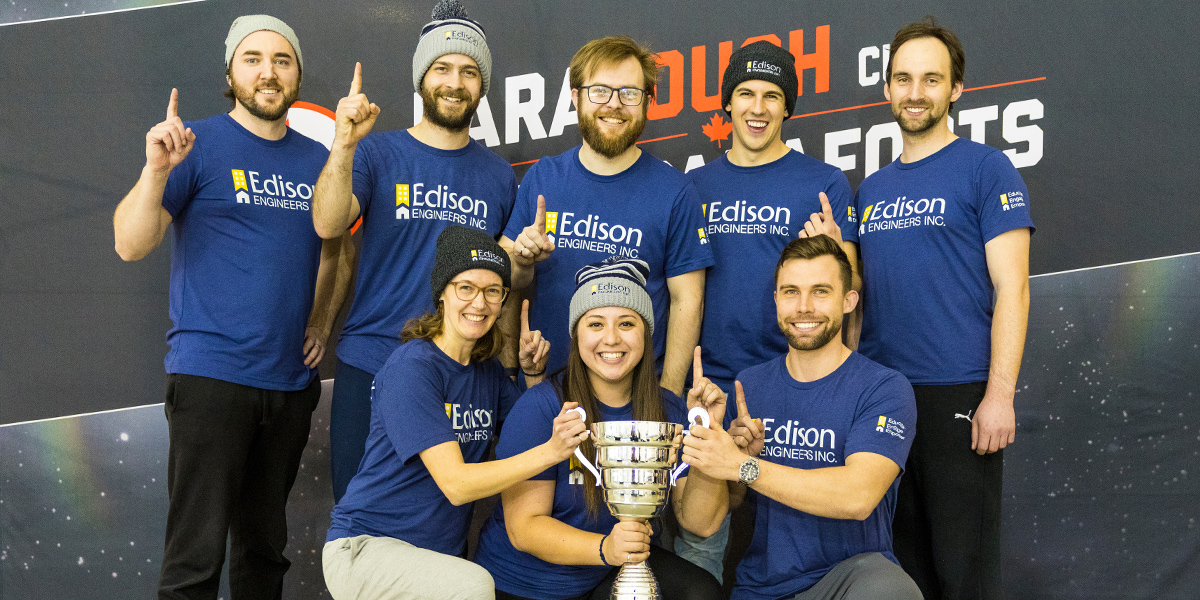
[740,458,758,484]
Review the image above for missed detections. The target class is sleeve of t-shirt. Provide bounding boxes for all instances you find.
[351,137,375,220]
[664,182,716,278]
[494,384,559,480]
[844,369,918,471]
[374,350,457,464]
[496,364,522,424]
[825,168,857,245]
[160,126,202,219]
[976,149,1035,242]
[502,171,536,241]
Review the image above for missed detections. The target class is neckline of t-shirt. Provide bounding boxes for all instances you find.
[398,129,475,158]
[893,137,965,171]
[419,338,476,374]
[775,351,859,390]
[718,149,797,174]
[220,113,294,148]
[570,146,647,182]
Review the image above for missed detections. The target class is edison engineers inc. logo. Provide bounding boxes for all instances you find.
[544,210,559,244]
[231,169,250,204]
[396,184,411,219]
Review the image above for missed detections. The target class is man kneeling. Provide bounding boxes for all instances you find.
[683,235,922,600]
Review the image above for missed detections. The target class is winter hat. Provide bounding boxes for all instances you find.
[569,257,654,336]
[721,40,798,117]
[430,226,511,304]
[412,0,493,96]
[225,15,303,72]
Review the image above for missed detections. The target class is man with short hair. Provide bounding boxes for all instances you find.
[854,17,1034,599]
[113,15,345,599]
[677,40,858,581]
[311,0,517,502]
[682,235,921,600]
[503,36,712,396]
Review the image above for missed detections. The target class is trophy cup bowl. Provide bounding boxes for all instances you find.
[572,408,710,600]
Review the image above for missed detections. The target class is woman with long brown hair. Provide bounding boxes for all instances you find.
[475,257,728,600]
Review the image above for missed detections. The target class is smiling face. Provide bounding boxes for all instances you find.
[420,53,483,131]
[726,79,788,155]
[227,30,300,122]
[439,269,504,345]
[573,56,648,159]
[884,36,963,136]
[774,256,857,352]
[576,305,646,390]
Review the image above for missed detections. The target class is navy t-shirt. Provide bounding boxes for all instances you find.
[161,113,327,391]
[854,138,1034,384]
[502,147,714,374]
[338,130,516,374]
[728,353,916,600]
[475,378,688,599]
[689,151,855,392]
[326,338,520,555]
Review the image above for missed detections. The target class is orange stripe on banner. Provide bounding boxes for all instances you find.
[350,216,363,235]
[790,76,1047,120]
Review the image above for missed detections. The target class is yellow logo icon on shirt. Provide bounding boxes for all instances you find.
[698,228,708,244]
[445,403,453,419]
[231,169,248,191]
[545,211,559,234]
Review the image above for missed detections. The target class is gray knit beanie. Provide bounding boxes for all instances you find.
[225,15,303,72]
[430,226,511,304]
[569,258,654,336]
[721,40,798,117]
[412,0,492,96]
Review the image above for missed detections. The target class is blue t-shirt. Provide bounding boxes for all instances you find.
[728,353,916,600]
[161,113,327,391]
[337,130,516,374]
[475,378,688,599]
[854,138,1034,384]
[327,338,520,555]
[689,151,855,392]
[502,147,714,374]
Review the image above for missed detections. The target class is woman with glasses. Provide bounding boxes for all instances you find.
[323,226,588,600]
[474,257,727,600]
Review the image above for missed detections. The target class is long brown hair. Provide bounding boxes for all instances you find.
[552,316,664,517]
[399,301,505,363]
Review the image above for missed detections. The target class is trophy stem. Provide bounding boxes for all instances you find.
[609,560,660,600]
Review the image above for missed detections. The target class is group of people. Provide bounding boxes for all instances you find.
[113,1,1033,599]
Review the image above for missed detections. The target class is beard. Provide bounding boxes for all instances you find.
[420,85,480,131]
[891,101,948,135]
[779,313,842,351]
[230,77,298,122]
[578,107,647,158]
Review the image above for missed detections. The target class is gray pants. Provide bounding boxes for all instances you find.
[791,553,922,600]
[323,535,495,600]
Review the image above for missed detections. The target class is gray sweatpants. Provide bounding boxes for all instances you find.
[323,535,495,600]
[791,553,922,600]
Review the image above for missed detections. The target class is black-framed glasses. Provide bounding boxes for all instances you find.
[450,280,509,304]
[579,84,646,106]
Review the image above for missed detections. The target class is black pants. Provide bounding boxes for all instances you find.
[158,374,321,600]
[495,544,724,600]
[328,359,376,503]
[893,382,1003,600]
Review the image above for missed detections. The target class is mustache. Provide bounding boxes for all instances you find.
[434,88,472,102]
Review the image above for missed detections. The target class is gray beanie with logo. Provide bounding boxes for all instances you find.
[721,40,798,117]
[412,0,492,96]
[569,257,655,336]
[225,15,303,72]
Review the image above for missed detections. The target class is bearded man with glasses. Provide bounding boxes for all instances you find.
[500,35,712,398]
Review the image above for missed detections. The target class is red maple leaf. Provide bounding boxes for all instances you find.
[701,112,732,148]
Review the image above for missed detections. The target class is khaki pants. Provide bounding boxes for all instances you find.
[323,535,495,600]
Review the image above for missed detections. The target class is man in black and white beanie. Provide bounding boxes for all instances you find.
[311,0,520,503]
[569,257,655,335]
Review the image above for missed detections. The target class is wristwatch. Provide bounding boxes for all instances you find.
[738,456,760,486]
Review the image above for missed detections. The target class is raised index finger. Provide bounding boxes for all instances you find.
[692,346,703,389]
[521,299,531,334]
[735,380,750,420]
[534,195,548,230]
[819,192,833,218]
[349,62,363,95]
[167,88,179,120]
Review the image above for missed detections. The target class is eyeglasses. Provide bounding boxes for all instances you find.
[579,85,646,106]
[450,280,509,304]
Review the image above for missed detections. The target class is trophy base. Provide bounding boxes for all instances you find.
[609,561,660,600]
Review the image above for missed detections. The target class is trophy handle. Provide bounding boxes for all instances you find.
[568,407,603,486]
[670,407,712,485]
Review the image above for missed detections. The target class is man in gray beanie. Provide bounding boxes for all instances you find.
[113,14,349,600]
[311,0,518,504]
[676,39,859,581]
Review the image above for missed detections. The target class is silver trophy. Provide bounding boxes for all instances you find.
[572,406,710,600]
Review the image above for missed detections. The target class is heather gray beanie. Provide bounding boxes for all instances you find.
[225,15,302,72]
[412,0,492,96]
[569,258,654,336]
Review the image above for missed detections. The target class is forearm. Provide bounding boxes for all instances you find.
[661,280,704,396]
[749,461,883,521]
[985,281,1029,401]
[498,290,522,372]
[312,144,360,238]
[727,480,748,509]
[500,236,535,290]
[113,166,172,261]
[675,471,728,537]
[308,232,355,336]
[438,444,560,506]
[507,514,607,565]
